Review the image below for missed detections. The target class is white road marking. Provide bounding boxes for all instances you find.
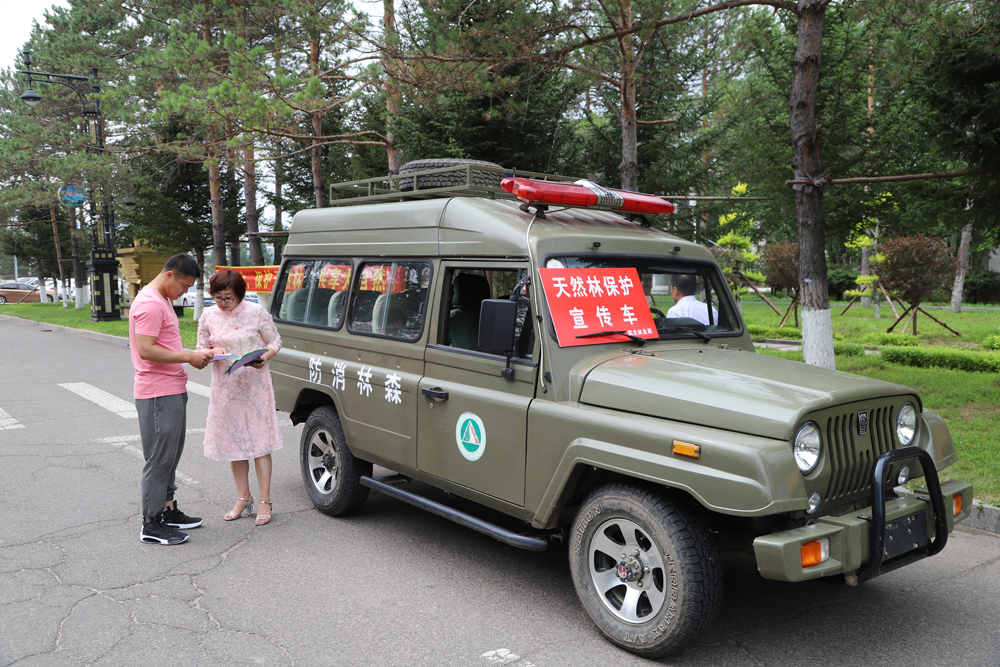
[93,428,206,445]
[98,430,205,486]
[0,407,25,430]
[59,383,137,419]
[481,649,535,666]
[185,381,211,397]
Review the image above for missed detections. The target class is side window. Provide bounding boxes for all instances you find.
[348,261,431,341]
[276,261,312,324]
[312,261,353,329]
[444,268,533,360]
[274,260,353,329]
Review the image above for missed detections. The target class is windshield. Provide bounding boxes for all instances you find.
[542,254,743,343]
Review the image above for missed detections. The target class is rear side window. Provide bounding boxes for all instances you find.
[274,260,353,329]
[348,261,431,341]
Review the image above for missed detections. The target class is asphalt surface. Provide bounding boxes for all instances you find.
[2,315,999,666]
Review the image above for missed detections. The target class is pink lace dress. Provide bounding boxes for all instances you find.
[196,299,283,462]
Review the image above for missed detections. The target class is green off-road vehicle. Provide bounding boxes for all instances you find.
[268,159,973,658]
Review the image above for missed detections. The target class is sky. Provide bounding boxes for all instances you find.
[1,1,71,76]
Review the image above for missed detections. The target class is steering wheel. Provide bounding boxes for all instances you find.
[650,307,666,319]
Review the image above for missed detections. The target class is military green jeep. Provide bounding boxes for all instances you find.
[267,161,972,658]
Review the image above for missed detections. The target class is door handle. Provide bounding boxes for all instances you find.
[421,387,449,401]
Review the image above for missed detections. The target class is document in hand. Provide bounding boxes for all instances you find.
[225,349,268,375]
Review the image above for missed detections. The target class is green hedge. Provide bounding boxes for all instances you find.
[864,332,919,347]
[881,346,1000,373]
[983,334,1000,351]
[834,342,865,357]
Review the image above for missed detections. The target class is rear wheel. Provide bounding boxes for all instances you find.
[569,483,722,658]
[299,406,372,516]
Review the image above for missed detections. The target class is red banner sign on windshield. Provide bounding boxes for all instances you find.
[539,267,658,347]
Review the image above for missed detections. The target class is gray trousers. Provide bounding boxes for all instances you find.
[135,393,188,524]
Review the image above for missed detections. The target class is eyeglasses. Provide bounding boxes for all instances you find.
[213,295,237,303]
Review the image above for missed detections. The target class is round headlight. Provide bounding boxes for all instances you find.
[897,402,916,445]
[794,422,822,474]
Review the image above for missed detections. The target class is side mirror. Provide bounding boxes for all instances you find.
[478,299,517,353]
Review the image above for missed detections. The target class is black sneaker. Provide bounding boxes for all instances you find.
[140,516,189,545]
[163,502,203,529]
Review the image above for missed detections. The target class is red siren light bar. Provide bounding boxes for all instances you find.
[500,177,675,215]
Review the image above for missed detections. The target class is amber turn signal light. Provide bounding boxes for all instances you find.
[953,493,963,517]
[801,538,830,568]
[672,440,701,459]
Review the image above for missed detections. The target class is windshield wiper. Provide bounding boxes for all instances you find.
[576,330,647,346]
[659,326,712,343]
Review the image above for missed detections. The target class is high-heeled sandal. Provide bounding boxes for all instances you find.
[224,496,254,521]
[255,500,272,526]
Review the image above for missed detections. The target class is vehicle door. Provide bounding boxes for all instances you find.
[417,263,537,506]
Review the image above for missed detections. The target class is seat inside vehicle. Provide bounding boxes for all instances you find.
[448,273,491,351]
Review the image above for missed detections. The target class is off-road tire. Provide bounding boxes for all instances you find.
[397,158,505,192]
[300,406,372,516]
[568,482,722,658]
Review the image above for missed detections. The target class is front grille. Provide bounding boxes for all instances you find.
[824,406,897,503]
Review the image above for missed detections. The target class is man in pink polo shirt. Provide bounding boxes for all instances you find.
[129,254,214,545]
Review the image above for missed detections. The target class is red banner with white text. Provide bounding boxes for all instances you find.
[538,267,658,347]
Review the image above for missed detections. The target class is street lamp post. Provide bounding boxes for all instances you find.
[18,51,121,322]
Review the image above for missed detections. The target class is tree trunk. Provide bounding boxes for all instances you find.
[37,262,48,303]
[209,151,226,270]
[243,143,265,265]
[617,0,639,192]
[193,249,204,321]
[274,157,284,266]
[49,204,67,308]
[384,0,403,177]
[230,241,241,267]
[311,111,325,208]
[69,206,86,308]
[860,246,871,308]
[950,221,973,313]
[790,0,834,369]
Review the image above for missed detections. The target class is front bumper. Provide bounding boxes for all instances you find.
[753,479,973,583]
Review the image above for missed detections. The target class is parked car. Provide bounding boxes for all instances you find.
[173,286,203,307]
[0,282,52,304]
[268,160,973,659]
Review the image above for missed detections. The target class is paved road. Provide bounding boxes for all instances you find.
[2,317,999,666]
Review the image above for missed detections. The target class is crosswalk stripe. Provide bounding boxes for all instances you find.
[186,382,211,398]
[58,383,137,419]
[0,407,25,430]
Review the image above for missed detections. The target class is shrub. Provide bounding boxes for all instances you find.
[746,324,770,336]
[881,346,1000,373]
[873,235,954,306]
[770,326,802,339]
[827,266,860,301]
[864,332,920,347]
[760,242,798,292]
[963,271,1000,304]
[834,342,865,357]
[982,335,1000,351]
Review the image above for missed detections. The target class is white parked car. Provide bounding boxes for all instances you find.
[173,286,203,307]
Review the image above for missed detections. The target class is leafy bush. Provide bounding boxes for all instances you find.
[761,242,798,292]
[864,332,920,347]
[881,346,1000,373]
[827,266,860,300]
[834,342,865,357]
[746,324,770,336]
[982,335,1000,351]
[873,235,954,306]
[963,271,1000,304]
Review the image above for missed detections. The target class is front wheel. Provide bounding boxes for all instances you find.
[0,295,6,304]
[299,406,372,516]
[569,483,722,658]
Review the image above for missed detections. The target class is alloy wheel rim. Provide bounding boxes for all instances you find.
[307,428,339,494]
[588,517,667,624]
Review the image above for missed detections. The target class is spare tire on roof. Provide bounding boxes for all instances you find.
[397,158,505,192]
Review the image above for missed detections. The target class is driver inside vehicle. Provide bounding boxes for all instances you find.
[666,274,718,326]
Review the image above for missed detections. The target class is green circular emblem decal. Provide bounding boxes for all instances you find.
[455,412,486,462]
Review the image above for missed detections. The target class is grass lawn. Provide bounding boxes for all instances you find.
[1,302,200,349]
[6,298,999,505]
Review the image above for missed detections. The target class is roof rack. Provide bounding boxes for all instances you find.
[328,164,577,207]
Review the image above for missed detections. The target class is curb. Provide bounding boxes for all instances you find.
[3,313,999,536]
[0,313,130,348]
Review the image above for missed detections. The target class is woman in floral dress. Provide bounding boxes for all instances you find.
[196,269,282,526]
